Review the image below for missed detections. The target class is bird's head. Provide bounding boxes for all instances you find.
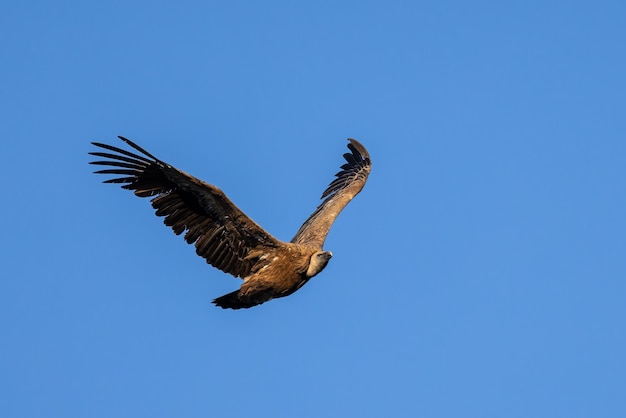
[306,251,333,277]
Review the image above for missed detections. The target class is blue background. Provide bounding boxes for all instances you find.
[2,1,625,417]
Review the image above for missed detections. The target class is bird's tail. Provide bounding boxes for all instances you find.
[213,290,244,309]
[212,288,274,310]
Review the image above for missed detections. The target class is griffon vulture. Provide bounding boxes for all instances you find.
[89,136,371,309]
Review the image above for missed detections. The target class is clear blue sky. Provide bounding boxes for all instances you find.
[1,1,625,417]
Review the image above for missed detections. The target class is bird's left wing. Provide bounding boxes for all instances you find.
[89,136,280,278]
[291,139,371,248]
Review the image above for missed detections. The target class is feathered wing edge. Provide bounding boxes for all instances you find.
[89,136,280,278]
[291,138,371,247]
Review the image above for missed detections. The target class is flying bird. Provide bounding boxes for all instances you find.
[89,136,371,309]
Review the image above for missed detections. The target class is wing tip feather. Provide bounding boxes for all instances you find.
[347,138,370,161]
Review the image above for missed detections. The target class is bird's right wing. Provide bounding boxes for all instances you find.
[291,139,371,248]
[89,136,281,279]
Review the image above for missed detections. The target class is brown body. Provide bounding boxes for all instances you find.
[90,137,371,309]
[216,243,331,309]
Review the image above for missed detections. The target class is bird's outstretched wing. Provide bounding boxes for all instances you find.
[89,136,280,278]
[291,139,371,247]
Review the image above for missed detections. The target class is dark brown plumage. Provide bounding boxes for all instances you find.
[89,136,371,309]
